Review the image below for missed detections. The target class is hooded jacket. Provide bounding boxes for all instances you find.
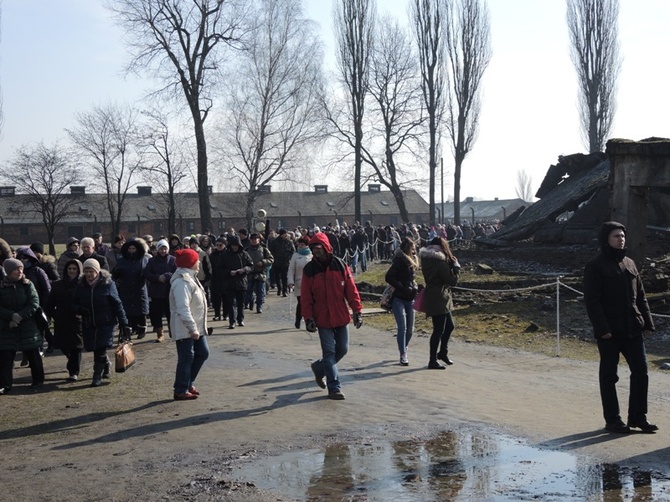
[385,247,418,301]
[418,244,459,316]
[15,247,51,306]
[144,251,177,300]
[112,239,150,317]
[44,259,83,351]
[221,235,254,291]
[584,221,654,339]
[300,232,362,328]
[0,276,41,352]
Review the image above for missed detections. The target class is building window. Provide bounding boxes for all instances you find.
[187,221,195,232]
[218,220,225,231]
[20,226,29,236]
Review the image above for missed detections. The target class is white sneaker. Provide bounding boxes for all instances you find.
[400,353,409,366]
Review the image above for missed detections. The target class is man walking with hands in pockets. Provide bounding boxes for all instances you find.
[301,232,363,400]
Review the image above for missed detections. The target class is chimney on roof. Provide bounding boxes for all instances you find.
[258,184,271,194]
[70,186,86,195]
[137,186,152,196]
[368,184,381,193]
[314,185,328,194]
[464,196,473,203]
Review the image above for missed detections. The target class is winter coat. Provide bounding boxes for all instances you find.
[221,247,254,292]
[194,247,212,285]
[385,248,418,301]
[169,267,208,341]
[58,249,82,275]
[112,240,150,317]
[44,259,83,352]
[77,252,110,271]
[301,232,362,329]
[209,248,227,294]
[144,252,177,300]
[0,277,41,352]
[72,271,128,351]
[418,244,459,316]
[287,249,312,296]
[16,247,51,306]
[584,250,654,339]
[37,254,60,282]
[269,237,295,268]
[105,248,123,272]
[246,244,274,282]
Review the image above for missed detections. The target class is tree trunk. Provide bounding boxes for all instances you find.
[390,186,410,223]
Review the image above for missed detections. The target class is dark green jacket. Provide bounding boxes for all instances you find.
[0,277,41,351]
[418,245,459,316]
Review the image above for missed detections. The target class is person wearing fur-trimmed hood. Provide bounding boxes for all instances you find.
[418,236,460,370]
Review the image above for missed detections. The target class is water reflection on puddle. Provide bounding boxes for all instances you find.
[233,430,670,501]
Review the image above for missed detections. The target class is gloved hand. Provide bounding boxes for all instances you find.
[9,320,19,329]
[11,313,22,325]
[353,312,363,329]
[123,326,133,340]
[305,318,317,333]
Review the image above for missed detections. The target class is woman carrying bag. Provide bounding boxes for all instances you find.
[384,237,419,366]
[418,237,460,369]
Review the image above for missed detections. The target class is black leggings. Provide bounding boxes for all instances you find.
[429,312,455,362]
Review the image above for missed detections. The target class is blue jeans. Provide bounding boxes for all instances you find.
[245,279,266,309]
[351,249,367,273]
[174,336,210,394]
[313,326,349,393]
[392,297,415,355]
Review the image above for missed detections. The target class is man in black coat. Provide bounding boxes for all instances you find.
[584,221,657,434]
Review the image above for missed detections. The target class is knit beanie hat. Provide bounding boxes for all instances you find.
[3,258,23,275]
[82,258,101,273]
[175,248,199,269]
[156,239,169,250]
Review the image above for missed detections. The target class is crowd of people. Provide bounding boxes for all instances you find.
[1,218,656,432]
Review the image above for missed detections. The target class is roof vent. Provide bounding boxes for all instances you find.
[314,185,328,194]
[368,184,381,193]
[70,186,86,195]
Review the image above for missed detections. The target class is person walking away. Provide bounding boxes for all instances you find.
[385,237,419,366]
[287,236,312,329]
[143,239,177,342]
[245,233,274,313]
[301,232,363,400]
[113,239,150,340]
[221,235,253,329]
[73,259,129,387]
[269,228,295,297]
[418,237,460,370]
[584,221,658,434]
[209,237,227,321]
[169,248,209,400]
[44,259,84,381]
[0,259,45,393]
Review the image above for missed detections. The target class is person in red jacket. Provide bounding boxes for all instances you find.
[301,231,363,400]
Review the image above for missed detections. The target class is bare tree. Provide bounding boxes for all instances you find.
[1,142,79,254]
[362,15,425,223]
[67,103,144,239]
[411,0,447,226]
[220,0,325,230]
[107,0,248,232]
[515,169,533,202]
[333,0,375,224]
[567,0,621,153]
[445,0,492,225]
[140,109,193,236]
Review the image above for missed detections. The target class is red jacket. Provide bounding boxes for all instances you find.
[301,233,362,328]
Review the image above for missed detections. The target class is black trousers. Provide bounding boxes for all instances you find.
[0,348,44,389]
[149,297,170,331]
[429,312,455,362]
[225,290,246,325]
[597,335,649,423]
[274,264,289,295]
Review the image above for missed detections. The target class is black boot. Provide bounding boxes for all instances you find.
[91,361,104,387]
[102,355,111,379]
[437,351,453,365]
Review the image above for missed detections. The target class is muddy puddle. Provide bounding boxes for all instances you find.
[233,429,670,501]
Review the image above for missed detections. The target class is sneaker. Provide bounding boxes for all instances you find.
[0,387,9,395]
[228,324,235,330]
[257,308,262,314]
[400,353,409,366]
[328,391,345,400]
[605,421,632,434]
[627,419,659,433]
[67,374,78,382]
[428,361,446,370]
[174,391,198,401]
[238,321,245,327]
[20,358,29,367]
[188,386,200,396]
[310,361,326,389]
[212,316,221,322]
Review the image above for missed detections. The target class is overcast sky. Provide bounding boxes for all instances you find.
[1,0,669,202]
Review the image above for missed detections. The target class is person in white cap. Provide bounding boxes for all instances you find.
[144,239,177,342]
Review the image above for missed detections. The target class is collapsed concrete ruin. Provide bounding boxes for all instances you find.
[481,138,670,265]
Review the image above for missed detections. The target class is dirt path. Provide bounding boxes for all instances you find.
[1,292,669,501]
